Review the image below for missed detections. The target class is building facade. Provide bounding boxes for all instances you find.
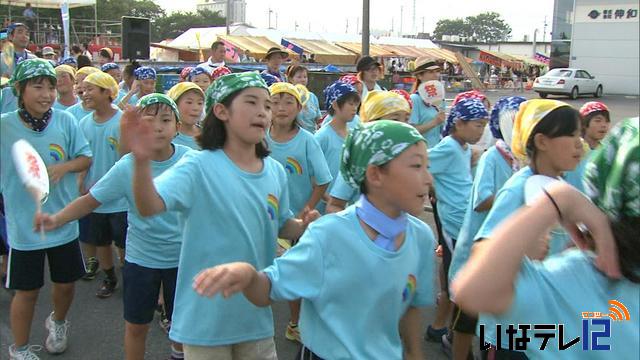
[196,0,247,24]
[551,0,639,94]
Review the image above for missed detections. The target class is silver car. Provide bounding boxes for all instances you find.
[533,68,604,100]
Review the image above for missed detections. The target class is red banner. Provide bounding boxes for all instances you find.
[478,51,502,67]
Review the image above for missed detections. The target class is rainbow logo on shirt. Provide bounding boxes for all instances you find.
[402,274,417,302]
[267,194,279,221]
[285,157,303,175]
[49,143,65,161]
[107,136,119,152]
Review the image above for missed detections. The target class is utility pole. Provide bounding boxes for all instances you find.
[362,0,370,56]
[226,0,231,35]
[532,29,538,58]
[268,8,272,29]
[412,0,416,35]
[346,18,349,34]
[399,6,403,36]
[422,17,425,34]
[275,13,278,29]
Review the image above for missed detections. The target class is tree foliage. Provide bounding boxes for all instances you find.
[433,12,512,42]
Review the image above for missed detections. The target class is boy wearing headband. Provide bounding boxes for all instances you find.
[78,71,128,296]
[118,66,156,109]
[66,66,100,122]
[52,64,80,111]
[193,121,436,359]
[2,59,92,359]
[36,94,189,360]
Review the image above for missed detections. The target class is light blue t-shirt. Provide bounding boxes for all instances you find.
[297,92,321,133]
[409,93,445,149]
[428,135,473,240]
[115,90,138,106]
[66,101,93,122]
[328,170,360,205]
[448,147,513,286]
[479,249,639,359]
[53,96,80,111]
[264,205,437,359]
[320,114,360,130]
[154,150,293,346]
[314,123,347,212]
[0,109,92,251]
[475,166,571,255]
[90,144,192,269]
[359,82,383,105]
[79,107,127,213]
[1,87,18,114]
[172,132,201,150]
[266,128,333,215]
[564,148,595,194]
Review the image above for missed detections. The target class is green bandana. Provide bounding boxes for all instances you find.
[341,120,426,188]
[10,58,56,96]
[585,117,639,221]
[205,72,268,114]
[137,93,180,122]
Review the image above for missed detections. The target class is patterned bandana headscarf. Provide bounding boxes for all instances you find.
[442,98,489,137]
[134,66,156,80]
[341,120,426,188]
[269,82,302,104]
[490,96,527,140]
[204,72,268,115]
[55,64,76,80]
[76,66,100,78]
[167,82,204,103]
[452,90,487,106]
[188,66,210,81]
[390,89,413,109]
[360,90,411,123]
[584,118,639,221]
[10,58,56,96]
[260,72,281,87]
[579,101,609,118]
[339,74,361,86]
[323,80,357,110]
[211,66,232,81]
[84,71,120,99]
[294,84,310,106]
[100,63,119,73]
[137,93,180,122]
[179,67,194,82]
[511,99,569,161]
[57,57,77,68]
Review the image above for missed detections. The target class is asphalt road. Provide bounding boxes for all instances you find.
[1,89,637,359]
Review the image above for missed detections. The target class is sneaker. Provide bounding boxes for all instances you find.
[9,344,43,359]
[425,325,448,343]
[158,309,171,335]
[441,333,452,358]
[82,257,99,280]
[285,321,301,342]
[96,278,117,298]
[45,312,69,354]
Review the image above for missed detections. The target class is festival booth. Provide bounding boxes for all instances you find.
[334,42,394,58]
[281,38,357,65]
[217,35,298,62]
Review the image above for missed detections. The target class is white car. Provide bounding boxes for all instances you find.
[533,68,604,99]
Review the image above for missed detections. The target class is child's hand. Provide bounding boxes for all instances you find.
[193,262,257,299]
[434,111,446,125]
[435,244,443,257]
[299,207,321,228]
[120,106,153,161]
[33,211,59,232]
[130,80,140,95]
[47,163,68,184]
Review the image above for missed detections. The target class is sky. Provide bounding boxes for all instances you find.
[153,0,555,41]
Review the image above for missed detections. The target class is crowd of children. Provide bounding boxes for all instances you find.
[0,33,638,360]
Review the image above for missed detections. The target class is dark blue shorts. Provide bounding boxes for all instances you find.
[122,261,178,325]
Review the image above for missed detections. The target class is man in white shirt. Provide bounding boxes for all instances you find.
[198,40,226,75]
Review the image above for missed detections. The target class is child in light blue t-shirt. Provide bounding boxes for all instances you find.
[192,121,437,359]
[453,118,638,360]
[314,80,361,213]
[471,100,587,356]
[265,82,333,341]
[128,73,314,356]
[286,65,322,133]
[36,94,190,360]
[167,82,205,150]
[1,59,92,359]
[52,65,80,111]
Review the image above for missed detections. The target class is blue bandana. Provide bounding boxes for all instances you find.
[259,72,280,87]
[442,98,489,137]
[58,57,77,67]
[188,66,209,81]
[490,96,527,140]
[101,62,119,72]
[134,66,156,80]
[323,80,357,110]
